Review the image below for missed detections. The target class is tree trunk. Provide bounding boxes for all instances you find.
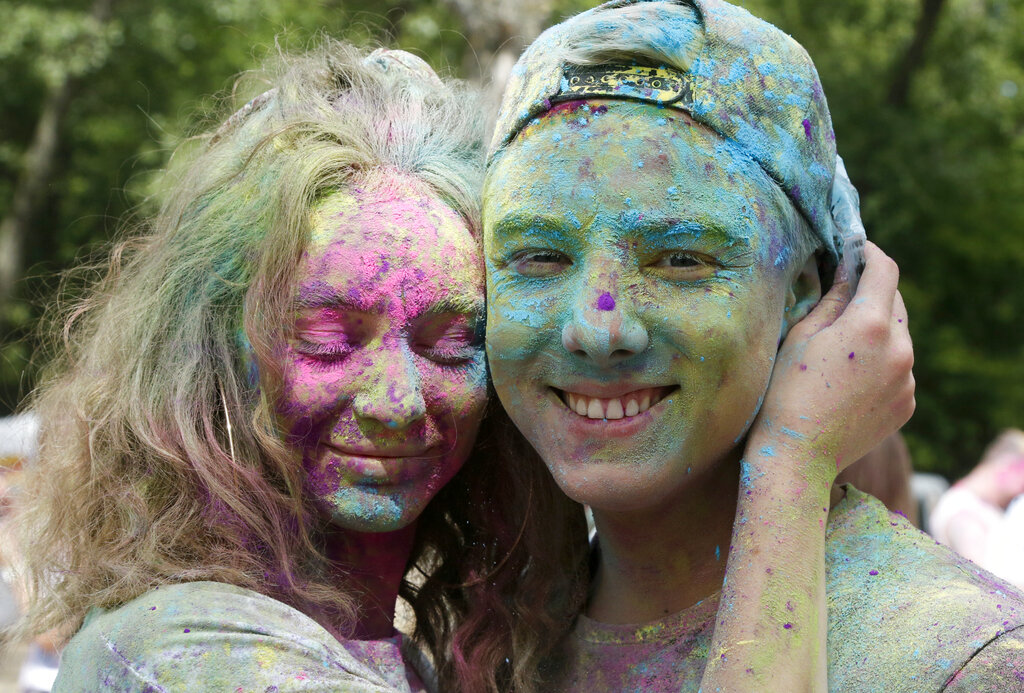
[0,0,114,305]
[887,0,946,108]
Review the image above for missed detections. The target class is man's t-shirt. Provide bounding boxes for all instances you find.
[54,581,431,692]
[557,486,1024,692]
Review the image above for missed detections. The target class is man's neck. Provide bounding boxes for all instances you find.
[319,522,418,640]
[586,455,740,625]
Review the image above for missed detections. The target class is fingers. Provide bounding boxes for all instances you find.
[853,241,899,306]
[893,289,909,326]
[792,268,853,336]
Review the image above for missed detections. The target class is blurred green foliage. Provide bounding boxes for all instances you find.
[1,0,1021,479]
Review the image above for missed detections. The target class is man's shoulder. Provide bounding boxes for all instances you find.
[826,486,1024,692]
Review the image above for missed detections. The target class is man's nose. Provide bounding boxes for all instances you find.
[561,285,649,367]
[350,344,427,431]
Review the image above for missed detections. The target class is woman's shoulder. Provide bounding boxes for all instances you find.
[55,581,421,692]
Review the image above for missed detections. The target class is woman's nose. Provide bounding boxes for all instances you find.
[351,346,427,431]
[561,289,649,367]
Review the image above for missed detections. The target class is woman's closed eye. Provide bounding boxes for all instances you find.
[414,314,483,365]
[292,339,354,365]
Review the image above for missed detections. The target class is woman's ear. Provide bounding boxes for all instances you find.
[780,255,822,340]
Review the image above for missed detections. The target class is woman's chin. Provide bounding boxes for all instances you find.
[320,489,424,533]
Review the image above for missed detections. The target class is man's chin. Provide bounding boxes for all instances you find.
[545,455,682,514]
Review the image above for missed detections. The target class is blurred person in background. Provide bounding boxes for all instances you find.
[930,429,1024,589]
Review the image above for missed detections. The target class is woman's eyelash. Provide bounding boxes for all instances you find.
[293,341,352,363]
[420,344,479,366]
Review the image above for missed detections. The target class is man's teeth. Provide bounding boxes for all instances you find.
[565,389,661,420]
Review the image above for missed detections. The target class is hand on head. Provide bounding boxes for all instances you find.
[751,241,916,484]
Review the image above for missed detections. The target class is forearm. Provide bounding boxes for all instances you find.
[699,446,833,692]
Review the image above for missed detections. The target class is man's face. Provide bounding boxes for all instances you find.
[484,100,809,512]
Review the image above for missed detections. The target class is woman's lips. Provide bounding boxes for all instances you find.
[553,386,677,420]
[316,443,440,484]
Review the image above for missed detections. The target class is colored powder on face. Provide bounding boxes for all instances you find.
[848,351,855,359]
[597,292,616,311]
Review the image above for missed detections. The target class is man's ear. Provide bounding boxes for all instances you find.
[780,255,822,340]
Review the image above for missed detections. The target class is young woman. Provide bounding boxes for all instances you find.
[12,42,585,691]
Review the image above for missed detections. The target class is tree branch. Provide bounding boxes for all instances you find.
[887,0,946,108]
[0,0,114,305]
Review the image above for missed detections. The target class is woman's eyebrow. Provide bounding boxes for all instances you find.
[293,284,360,310]
[422,296,485,317]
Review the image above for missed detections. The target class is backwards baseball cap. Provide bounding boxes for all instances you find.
[490,0,861,279]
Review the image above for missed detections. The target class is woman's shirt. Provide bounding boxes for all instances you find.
[54,581,430,692]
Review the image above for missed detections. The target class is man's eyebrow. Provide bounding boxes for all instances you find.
[489,213,564,239]
[634,217,752,247]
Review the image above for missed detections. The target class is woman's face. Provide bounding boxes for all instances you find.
[276,175,488,532]
[483,101,808,512]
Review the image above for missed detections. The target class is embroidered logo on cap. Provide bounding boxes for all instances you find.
[558,64,693,106]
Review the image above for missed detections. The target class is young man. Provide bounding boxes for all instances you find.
[483,0,1024,690]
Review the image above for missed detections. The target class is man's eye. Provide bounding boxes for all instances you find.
[510,249,571,277]
[651,252,718,279]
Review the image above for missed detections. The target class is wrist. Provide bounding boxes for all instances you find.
[742,432,840,488]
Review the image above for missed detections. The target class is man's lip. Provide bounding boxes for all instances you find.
[549,385,678,421]
[550,382,676,399]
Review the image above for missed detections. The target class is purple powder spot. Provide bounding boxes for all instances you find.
[183,628,191,633]
[848,351,856,359]
[799,363,808,371]
[898,318,903,323]
[593,105,608,115]
[149,606,156,611]
[597,292,615,311]
[869,570,879,576]
[784,623,793,629]
[802,119,813,140]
